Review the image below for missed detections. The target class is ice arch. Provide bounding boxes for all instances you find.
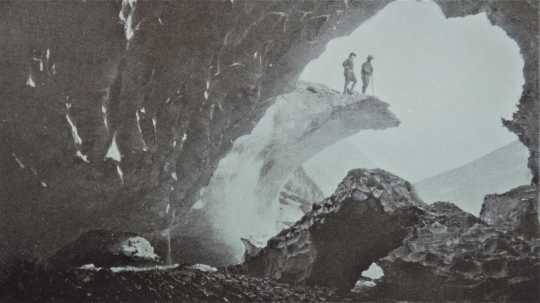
[202,83,399,259]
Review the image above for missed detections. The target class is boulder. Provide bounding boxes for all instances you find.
[240,168,540,301]
[48,230,160,269]
[376,197,540,301]
[480,184,539,237]
[241,168,424,289]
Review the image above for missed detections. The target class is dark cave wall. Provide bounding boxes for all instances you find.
[0,0,537,261]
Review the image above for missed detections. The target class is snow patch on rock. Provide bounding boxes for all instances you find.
[189,264,217,273]
[113,236,159,261]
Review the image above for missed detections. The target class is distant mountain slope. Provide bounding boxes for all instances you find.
[415,141,531,215]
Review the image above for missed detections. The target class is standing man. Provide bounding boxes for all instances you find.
[342,52,357,94]
[361,55,374,94]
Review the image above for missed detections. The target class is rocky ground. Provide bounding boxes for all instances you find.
[1,261,380,303]
[239,169,539,302]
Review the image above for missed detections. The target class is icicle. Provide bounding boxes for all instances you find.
[45,48,51,60]
[165,203,170,214]
[165,228,172,265]
[105,132,122,162]
[65,103,83,146]
[158,17,164,25]
[165,97,171,104]
[116,164,125,184]
[11,153,25,169]
[152,117,157,134]
[216,101,224,112]
[39,61,44,72]
[119,0,138,41]
[40,181,48,188]
[204,90,209,100]
[26,74,36,88]
[101,104,109,130]
[223,31,232,47]
[171,172,177,181]
[135,110,149,151]
[76,150,90,163]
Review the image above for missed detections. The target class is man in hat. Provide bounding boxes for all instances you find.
[342,52,357,94]
[361,55,374,94]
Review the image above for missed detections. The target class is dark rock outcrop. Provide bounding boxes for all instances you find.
[481,185,539,237]
[241,168,424,290]
[376,199,540,302]
[47,230,160,269]
[239,167,539,301]
[0,0,537,265]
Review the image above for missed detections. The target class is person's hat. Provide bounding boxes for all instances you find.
[367,55,374,60]
[349,52,357,57]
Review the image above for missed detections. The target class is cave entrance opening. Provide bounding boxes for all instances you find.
[202,0,527,265]
[299,0,527,215]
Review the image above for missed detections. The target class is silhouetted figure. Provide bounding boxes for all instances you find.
[342,52,357,94]
[361,55,374,94]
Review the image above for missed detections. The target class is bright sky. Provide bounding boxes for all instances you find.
[300,0,524,182]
